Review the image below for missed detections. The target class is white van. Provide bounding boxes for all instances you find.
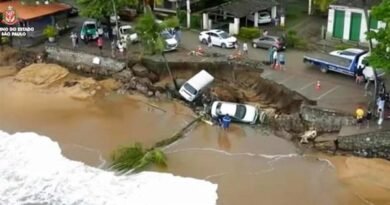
[179,70,214,102]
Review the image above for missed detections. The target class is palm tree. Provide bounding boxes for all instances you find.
[111,143,167,173]
[135,6,179,90]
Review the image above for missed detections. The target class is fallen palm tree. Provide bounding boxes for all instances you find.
[110,116,202,173]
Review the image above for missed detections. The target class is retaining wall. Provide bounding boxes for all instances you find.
[45,46,127,76]
[338,131,390,159]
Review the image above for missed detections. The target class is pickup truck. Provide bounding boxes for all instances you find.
[303,49,385,78]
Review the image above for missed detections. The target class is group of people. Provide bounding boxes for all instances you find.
[70,28,126,57]
[356,92,389,128]
[269,47,285,70]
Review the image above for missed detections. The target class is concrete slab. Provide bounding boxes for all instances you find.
[339,121,390,137]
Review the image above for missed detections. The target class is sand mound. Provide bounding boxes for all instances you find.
[63,77,101,100]
[14,64,69,87]
[99,79,121,91]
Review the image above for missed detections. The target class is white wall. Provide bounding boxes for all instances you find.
[327,5,387,43]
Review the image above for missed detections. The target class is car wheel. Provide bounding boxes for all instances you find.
[221,43,226,49]
[320,66,328,73]
[201,39,207,44]
[252,43,257,48]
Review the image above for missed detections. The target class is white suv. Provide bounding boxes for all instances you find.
[199,29,237,49]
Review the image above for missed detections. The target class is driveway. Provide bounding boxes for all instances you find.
[180,30,368,114]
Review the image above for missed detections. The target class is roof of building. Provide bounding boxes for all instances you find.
[331,0,382,9]
[0,1,70,20]
[209,0,278,18]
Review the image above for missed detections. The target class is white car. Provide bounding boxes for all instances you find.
[211,101,266,124]
[199,29,237,49]
[161,31,178,52]
[247,11,272,24]
[119,25,138,44]
[329,48,366,60]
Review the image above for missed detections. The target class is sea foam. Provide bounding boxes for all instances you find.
[0,131,218,205]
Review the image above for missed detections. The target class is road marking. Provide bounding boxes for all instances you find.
[280,75,294,84]
[316,86,340,100]
[299,82,315,91]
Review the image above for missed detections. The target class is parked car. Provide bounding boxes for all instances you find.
[80,21,99,41]
[118,8,138,21]
[161,31,178,52]
[179,70,214,102]
[211,101,264,124]
[119,25,138,44]
[252,35,286,51]
[247,11,272,24]
[329,48,366,60]
[199,29,237,49]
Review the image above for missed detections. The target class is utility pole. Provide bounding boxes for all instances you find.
[111,0,120,41]
[186,0,191,28]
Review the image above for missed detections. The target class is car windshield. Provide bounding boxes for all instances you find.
[234,105,246,119]
[219,32,229,39]
[183,83,197,95]
[161,32,172,39]
[122,28,134,34]
[85,24,95,30]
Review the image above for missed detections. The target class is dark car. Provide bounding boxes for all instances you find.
[118,8,138,22]
[252,35,286,51]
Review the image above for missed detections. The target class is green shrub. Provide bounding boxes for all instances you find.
[285,30,308,50]
[237,27,261,40]
[190,14,201,29]
[177,10,187,26]
[43,25,57,38]
[163,16,180,28]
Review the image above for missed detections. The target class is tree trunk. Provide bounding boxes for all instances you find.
[162,53,179,91]
[362,0,378,103]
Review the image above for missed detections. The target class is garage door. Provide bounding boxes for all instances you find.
[333,10,345,39]
[349,12,362,41]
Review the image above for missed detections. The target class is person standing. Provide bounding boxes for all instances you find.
[355,65,365,84]
[278,52,285,70]
[207,35,212,48]
[70,32,78,49]
[117,41,125,57]
[242,42,248,55]
[355,106,365,129]
[365,109,372,128]
[97,36,103,55]
[377,95,385,127]
[272,48,278,70]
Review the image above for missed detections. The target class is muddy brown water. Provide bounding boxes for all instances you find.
[0,71,389,205]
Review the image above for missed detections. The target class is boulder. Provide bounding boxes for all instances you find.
[273,113,306,133]
[112,69,133,83]
[132,63,149,78]
[147,71,160,83]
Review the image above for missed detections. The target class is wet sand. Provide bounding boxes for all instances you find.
[1,70,389,205]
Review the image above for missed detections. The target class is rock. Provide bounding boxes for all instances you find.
[147,91,154,97]
[137,77,152,87]
[147,71,159,83]
[136,83,149,94]
[132,63,149,78]
[273,113,305,133]
[300,105,355,133]
[112,69,133,83]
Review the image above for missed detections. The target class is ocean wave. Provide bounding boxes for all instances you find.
[0,131,218,205]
